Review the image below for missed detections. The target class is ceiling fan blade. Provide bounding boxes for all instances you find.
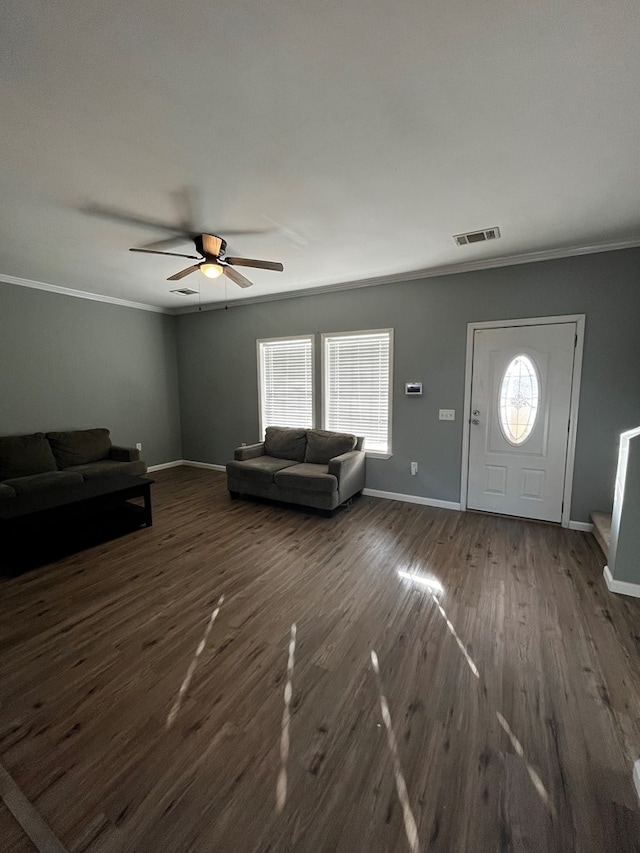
[223,265,253,289]
[202,234,223,256]
[82,203,272,239]
[130,248,201,259]
[221,228,273,236]
[82,204,193,236]
[167,264,201,281]
[225,257,284,272]
[138,236,192,251]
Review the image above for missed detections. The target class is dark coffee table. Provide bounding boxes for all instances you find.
[0,475,154,569]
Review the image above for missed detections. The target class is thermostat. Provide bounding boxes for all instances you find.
[405,382,423,396]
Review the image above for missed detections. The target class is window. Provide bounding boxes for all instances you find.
[322,329,393,455]
[499,354,540,445]
[258,336,314,436]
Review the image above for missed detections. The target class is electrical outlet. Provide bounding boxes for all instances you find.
[439,409,455,421]
[136,442,142,451]
[411,461,418,475]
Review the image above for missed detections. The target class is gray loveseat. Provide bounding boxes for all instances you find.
[226,427,366,514]
[0,429,146,499]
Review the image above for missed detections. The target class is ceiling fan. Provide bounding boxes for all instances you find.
[129,233,284,288]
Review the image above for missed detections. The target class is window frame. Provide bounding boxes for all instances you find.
[257,334,315,439]
[321,328,394,458]
[498,353,540,446]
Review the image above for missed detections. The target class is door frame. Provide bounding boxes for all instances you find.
[459,314,585,528]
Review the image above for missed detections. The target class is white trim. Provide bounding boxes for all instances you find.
[603,565,640,599]
[0,273,169,314]
[568,520,594,532]
[564,316,585,528]
[147,460,227,472]
[146,460,184,472]
[460,314,585,529]
[363,488,461,512]
[182,460,226,472]
[5,239,638,316]
[633,761,640,803]
[172,238,640,314]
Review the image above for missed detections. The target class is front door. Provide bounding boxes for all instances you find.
[467,322,577,522]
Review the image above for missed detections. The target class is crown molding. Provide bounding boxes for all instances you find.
[0,273,170,314]
[3,236,640,315]
[172,237,640,314]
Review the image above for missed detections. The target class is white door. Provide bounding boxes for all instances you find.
[467,322,576,522]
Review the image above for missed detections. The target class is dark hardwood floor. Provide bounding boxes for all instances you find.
[1,466,639,852]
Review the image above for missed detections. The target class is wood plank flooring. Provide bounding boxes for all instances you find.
[1,466,639,852]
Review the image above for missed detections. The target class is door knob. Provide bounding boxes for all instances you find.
[471,419,480,425]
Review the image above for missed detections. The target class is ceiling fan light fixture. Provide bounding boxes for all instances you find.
[200,262,223,279]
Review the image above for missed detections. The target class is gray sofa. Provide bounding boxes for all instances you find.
[0,429,146,499]
[226,427,366,514]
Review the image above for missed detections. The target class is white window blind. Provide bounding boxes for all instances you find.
[258,336,314,435]
[323,330,392,454]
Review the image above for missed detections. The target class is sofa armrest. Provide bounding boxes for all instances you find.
[328,449,366,494]
[234,442,266,461]
[109,445,140,462]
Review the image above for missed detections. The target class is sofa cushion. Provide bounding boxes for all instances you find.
[0,483,17,498]
[0,433,58,480]
[47,429,111,468]
[226,456,299,485]
[66,460,147,479]
[264,427,307,463]
[305,430,357,465]
[4,471,84,496]
[274,463,338,493]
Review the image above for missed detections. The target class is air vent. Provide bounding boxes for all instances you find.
[170,287,199,295]
[453,226,501,247]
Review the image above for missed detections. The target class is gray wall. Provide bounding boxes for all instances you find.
[176,248,640,523]
[0,283,182,466]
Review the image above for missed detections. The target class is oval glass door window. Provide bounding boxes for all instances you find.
[499,355,540,445]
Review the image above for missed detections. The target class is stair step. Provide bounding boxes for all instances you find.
[590,511,612,559]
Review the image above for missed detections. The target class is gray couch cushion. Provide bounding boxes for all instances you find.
[274,463,338,493]
[305,430,357,465]
[4,471,84,495]
[0,433,57,480]
[226,456,299,485]
[66,460,147,479]
[47,429,111,468]
[264,427,307,463]
[109,445,140,462]
[0,482,17,498]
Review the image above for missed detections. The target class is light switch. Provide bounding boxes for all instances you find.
[439,409,455,421]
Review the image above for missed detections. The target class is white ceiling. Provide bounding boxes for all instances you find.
[1,0,639,311]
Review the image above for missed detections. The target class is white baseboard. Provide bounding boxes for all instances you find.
[147,460,184,472]
[634,761,640,802]
[603,565,640,599]
[363,488,461,512]
[147,460,226,473]
[182,460,226,472]
[568,520,594,532]
[146,470,590,528]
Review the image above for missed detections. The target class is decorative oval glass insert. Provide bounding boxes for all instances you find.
[499,355,539,445]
